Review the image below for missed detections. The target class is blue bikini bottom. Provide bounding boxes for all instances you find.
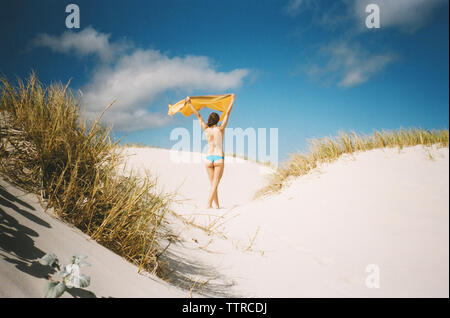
[206,155,224,163]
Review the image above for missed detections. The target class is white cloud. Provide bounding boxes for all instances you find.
[82,49,248,131]
[290,0,446,87]
[354,0,447,32]
[306,41,396,87]
[84,107,171,132]
[285,0,447,31]
[32,26,129,62]
[32,27,249,131]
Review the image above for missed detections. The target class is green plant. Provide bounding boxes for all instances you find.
[39,253,91,298]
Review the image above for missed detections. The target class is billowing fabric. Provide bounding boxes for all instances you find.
[168,94,233,121]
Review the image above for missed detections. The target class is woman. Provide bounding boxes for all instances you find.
[186,94,235,209]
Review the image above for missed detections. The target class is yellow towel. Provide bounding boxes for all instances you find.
[168,94,233,121]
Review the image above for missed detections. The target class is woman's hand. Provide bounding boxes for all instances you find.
[187,97,198,114]
[186,96,206,130]
[186,96,196,112]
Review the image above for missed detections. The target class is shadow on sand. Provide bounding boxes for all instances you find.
[158,243,240,297]
[0,183,96,298]
[0,182,52,280]
[1,181,236,297]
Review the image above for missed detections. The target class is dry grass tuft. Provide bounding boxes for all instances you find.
[255,128,449,198]
[0,73,172,274]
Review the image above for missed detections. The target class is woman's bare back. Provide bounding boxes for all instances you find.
[205,126,224,156]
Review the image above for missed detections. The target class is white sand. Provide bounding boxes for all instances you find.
[1,145,448,297]
[119,145,449,297]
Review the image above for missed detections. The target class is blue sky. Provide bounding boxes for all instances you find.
[1,0,448,162]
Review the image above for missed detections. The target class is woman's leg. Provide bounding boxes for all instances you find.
[207,163,224,209]
[205,163,219,208]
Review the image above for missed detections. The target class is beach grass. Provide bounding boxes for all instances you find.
[0,73,171,274]
[255,128,449,198]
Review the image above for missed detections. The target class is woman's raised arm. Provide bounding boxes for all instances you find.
[219,93,235,130]
[187,97,208,130]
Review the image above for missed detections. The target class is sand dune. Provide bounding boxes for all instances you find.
[118,145,449,297]
[1,145,448,297]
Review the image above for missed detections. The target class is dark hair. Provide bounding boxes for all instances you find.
[207,112,220,127]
